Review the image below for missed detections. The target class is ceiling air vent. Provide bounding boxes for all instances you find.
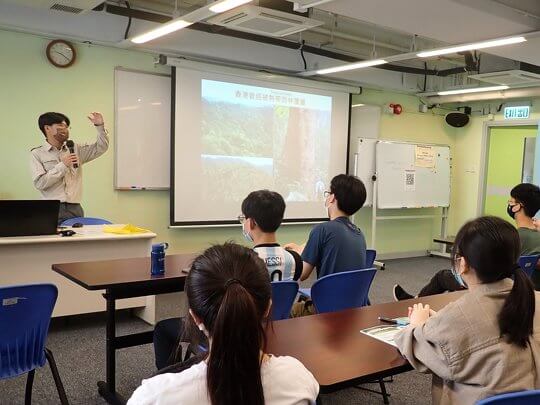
[469,70,540,86]
[50,3,85,14]
[207,5,323,37]
[4,0,105,14]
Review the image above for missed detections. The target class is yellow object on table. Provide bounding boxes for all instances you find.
[102,224,151,234]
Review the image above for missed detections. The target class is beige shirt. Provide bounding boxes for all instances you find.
[30,125,109,203]
[395,279,540,405]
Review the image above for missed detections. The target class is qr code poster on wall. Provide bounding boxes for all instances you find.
[404,170,416,192]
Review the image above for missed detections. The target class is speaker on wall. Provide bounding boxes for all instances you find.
[445,112,470,127]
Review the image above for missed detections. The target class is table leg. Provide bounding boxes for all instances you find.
[97,291,126,405]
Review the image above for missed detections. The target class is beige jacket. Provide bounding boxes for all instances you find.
[395,279,540,405]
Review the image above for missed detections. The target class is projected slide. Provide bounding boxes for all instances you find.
[172,65,349,225]
[201,80,332,203]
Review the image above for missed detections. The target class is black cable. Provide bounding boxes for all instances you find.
[299,40,307,70]
[124,1,132,40]
[423,62,427,92]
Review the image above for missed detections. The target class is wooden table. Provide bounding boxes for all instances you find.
[267,291,464,397]
[52,253,196,405]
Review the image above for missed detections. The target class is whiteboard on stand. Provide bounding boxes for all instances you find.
[114,68,171,190]
[375,141,451,208]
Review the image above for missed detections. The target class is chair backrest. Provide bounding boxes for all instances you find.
[60,217,112,226]
[311,268,377,314]
[366,249,377,268]
[476,390,540,404]
[0,284,58,379]
[518,255,540,278]
[270,281,299,320]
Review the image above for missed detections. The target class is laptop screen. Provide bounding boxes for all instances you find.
[0,200,60,237]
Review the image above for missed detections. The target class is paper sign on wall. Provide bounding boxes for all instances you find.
[404,170,416,191]
[415,145,435,168]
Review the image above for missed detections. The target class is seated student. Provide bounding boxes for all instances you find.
[394,182,540,300]
[286,174,367,316]
[128,243,319,405]
[153,190,301,370]
[395,216,540,405]
[240,190,303,282]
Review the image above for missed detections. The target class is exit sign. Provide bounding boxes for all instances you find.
[504,105,530,119]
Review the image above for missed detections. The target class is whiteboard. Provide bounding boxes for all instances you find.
[376,141,451,208]
[115,68,171,189]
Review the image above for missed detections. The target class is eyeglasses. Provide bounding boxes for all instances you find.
[323,191,332,198]
[237,214,246,224]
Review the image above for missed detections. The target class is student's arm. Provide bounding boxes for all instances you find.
[394,311,452,380]
[299,262,315,281]
[294,225,323,282]
[30,152,68,191]
[286,249,304,281]
[78,113,109,164]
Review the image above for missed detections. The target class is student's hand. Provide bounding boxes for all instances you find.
[88,112,104,126]
[408,303,435,327]
[533,218,540,232]
[285,243,305,255]
[61,153,79,168]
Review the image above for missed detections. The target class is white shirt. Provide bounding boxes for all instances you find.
[29,125,109,203]
[128,355,319,405]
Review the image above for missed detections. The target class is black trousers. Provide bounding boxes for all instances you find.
[153,318,184,370]
[418,269,466,297]
[58,202,84,225]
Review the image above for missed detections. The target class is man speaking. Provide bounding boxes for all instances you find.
[30,112,109,224]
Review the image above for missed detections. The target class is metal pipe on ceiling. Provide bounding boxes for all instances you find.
[103,2,464,77]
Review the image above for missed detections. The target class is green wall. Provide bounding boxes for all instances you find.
[3,28,537,257]
[484,126,538,219]
[450,109,540,234]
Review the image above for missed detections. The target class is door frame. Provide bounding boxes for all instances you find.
[477,119,539,216]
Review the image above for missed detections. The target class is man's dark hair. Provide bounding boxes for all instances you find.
[510,183,540,218]
[38,112,70,137]
[330,174,367,216]
[241,190,285,233]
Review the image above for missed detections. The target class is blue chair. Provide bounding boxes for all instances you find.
[271,281,299,320]
[518,255,540,278]
[366,249,377,268]
[0,284,69,404]
[476,390,540,404]
[299,249,377,301]
[60,217,112,226]
[311,268,377,314]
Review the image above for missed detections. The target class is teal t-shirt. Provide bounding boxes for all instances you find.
[518,227,540,290]
[518,227,540,255]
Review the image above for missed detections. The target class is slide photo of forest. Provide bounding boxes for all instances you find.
[200,79,333,203]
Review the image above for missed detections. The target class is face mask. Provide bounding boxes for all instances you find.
[324,197,331,218]
[507,204,519,219]
[451,258,467,288]
[242,222,254,242]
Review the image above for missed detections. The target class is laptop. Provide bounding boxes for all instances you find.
[0,200,60,237]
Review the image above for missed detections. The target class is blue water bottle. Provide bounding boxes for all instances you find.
[151,243,169,276]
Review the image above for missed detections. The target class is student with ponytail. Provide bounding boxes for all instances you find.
[395,216,540,405]
[128,243,318,405]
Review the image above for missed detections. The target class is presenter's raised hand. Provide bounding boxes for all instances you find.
[87,112,104,126]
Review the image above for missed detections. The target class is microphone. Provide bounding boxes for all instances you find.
[66,140,78,168]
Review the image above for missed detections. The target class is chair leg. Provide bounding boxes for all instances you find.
[45,348,69,405]
[25,369,35,405]
[379,379,390,404]
[354,380,391,404]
